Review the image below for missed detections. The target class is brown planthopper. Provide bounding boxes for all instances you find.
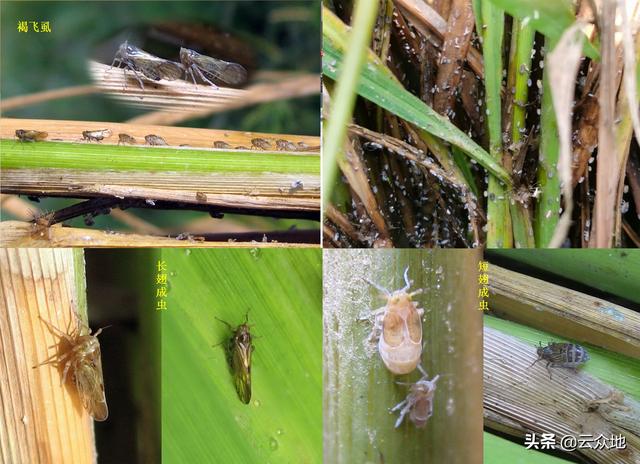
[179,47,247,88]
[361,267,424,375]
[145,134,168,146]
[34,312,108,421]
[251,138,272,150]
[16,129,48,142]
[530,341,590,380]
[275,139,298,151]
[215,312,254,404]
[213,141,231,149]
[391,365,439,428]
[117,133,136,145]
[82,129,112,142]
[111,41,183,90]
[29,209,55,238]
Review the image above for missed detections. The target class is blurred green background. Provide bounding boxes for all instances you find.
[1,1,320,233]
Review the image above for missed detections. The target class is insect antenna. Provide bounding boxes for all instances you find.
[401,266,412,292]
[91,325,112,337]
[214,316,234,330]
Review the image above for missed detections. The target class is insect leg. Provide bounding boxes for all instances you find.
[362,278,391,297]
[61,359,73,385]
[193,65,219,89]
[357,305,387,322]
[32,350,65,368]
[393,402,412,428]
[186,67,198,86]
[130,68,145,90]
[390,398,407,413]
[39,316,74,344]
[108,57,122,73]
[545,361,553,380]
[528,356,542,368]
[408,288,424,298]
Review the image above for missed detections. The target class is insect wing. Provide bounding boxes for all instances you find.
[127,46,183,81]
[191,52,247,86]
[145,134,168,146]
[73,345,108,421]
[231,332,252,404]
[155,60,184,81]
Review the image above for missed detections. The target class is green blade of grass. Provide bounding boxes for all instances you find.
[0,140,319,174]
[162,249,322,463]
[322,0,379,208]
[534,38,561,247]
[507,20,536,248]
[484,433,571,464]
[323,7,512,187]
[479,1,512,248]
[486,0,599,59]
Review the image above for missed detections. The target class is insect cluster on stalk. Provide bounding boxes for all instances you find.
[215,312,254,404]
[33,312,109,421]
[529,341,590,380]
[110,41,247,91]
[362,267,439,428]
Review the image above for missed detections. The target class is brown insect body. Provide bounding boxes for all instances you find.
[530,342,590,379]
[118,133,136,145]
[179,47,247,87]
[213,141,231,149]
[16,129,48,142]
[112,41,183,90]
[251,138,272,150]
[35,315,108,421]
[275,139,297,151]
[391,367,439,428]
[216,313,253,404]
[145,134,168,146]
[363,267,424,375]
[82,129,112,142]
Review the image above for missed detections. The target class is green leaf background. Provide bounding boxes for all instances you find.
[161,248,322,464]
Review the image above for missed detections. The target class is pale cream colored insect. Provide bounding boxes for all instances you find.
[34,313,108,421]
[362,267,424,375]
[82,129,112,142]
[391,365,439,428]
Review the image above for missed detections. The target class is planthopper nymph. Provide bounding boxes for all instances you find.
[34,312,108,421]
[391,366,439,428]
[145,134,169,146]
[118,133,136,145]
[215,312,254,404]
[362,267,424,375]
[530,341,590,379]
